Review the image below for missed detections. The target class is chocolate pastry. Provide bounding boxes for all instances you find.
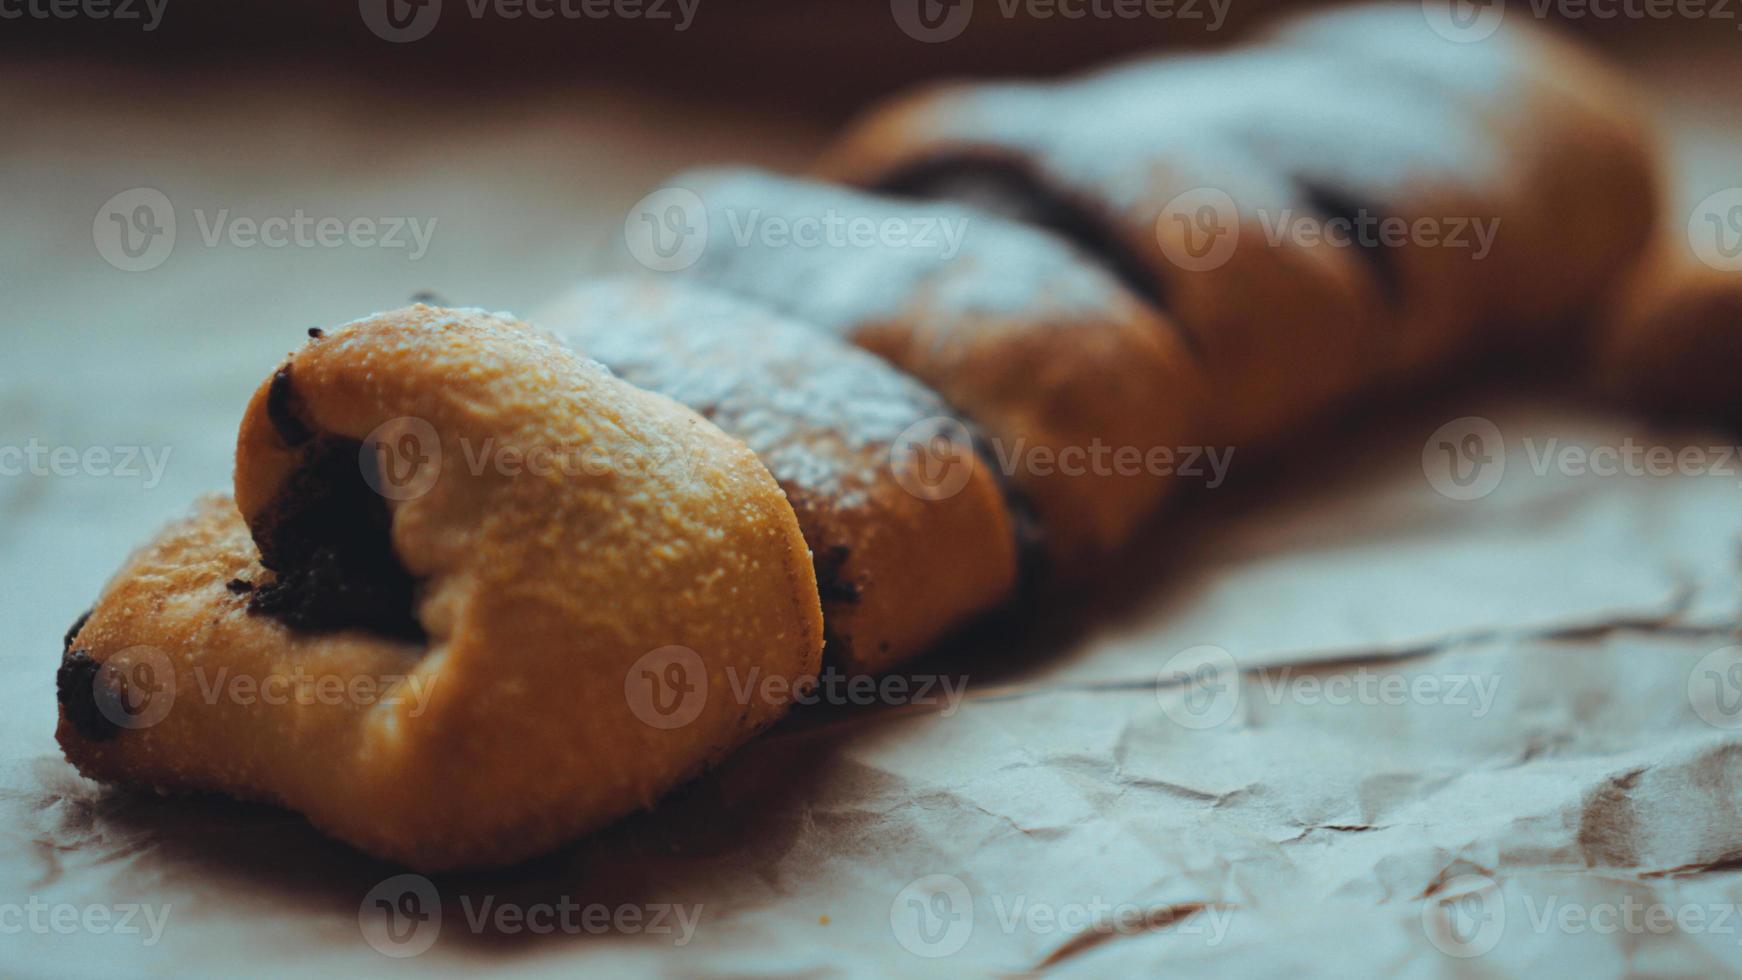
[815,5,1658,444]
[669,167,1207,568]
[59,307,823,870]
[539,278,1018,675]
[57,5,1675,871]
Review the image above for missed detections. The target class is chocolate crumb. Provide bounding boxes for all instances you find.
[225,578,254,594]
[56,649,119,742]
[307,327,325,339]
[63,608,92,653]
[266,366,313,448]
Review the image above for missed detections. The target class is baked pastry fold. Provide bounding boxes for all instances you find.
[59,307,824,870]
[540,278,1019,676]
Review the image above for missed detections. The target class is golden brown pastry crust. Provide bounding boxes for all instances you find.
[667,167,1207,568]
[816,6,1658,443]
[815,79,1382,449]
[537,279,1018,676]
[60,307,824,870]
[1591,251,1742,428]
[1271,4,1661,339]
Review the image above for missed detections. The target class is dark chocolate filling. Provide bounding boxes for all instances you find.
[971,432,1049,596]
[57,649,119,742]
[58,608,122,741]
[266,368,314,448]
[1295,178,1405,308]
[879,157,1180,333]
[247,366,426,642]
[811,545,862,605]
